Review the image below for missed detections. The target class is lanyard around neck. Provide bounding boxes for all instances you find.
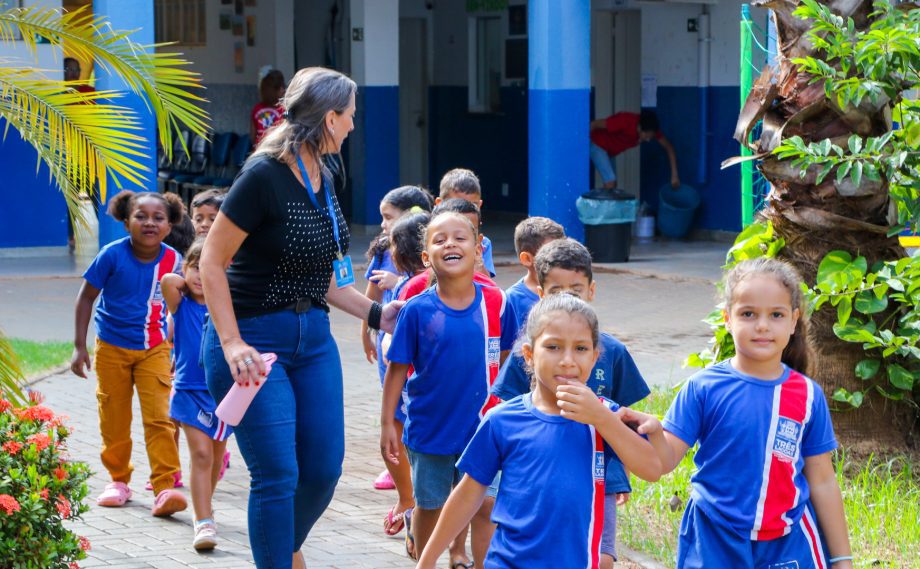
[296,154,342,255]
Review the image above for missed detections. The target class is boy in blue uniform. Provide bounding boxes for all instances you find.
[436,168,496,277]
[492,238,650,567]
[504,217,565,332]
[382,212,517,564]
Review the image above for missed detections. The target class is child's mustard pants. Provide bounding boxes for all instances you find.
[94,338,180,495]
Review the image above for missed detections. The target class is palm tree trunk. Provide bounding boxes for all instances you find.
[742,0,914,448]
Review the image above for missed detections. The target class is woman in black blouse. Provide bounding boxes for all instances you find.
[200,67,399,568]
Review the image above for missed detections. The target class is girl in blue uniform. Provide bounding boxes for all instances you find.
[415,294,662,569]
[162,238,231,551]
[625,258,853,569]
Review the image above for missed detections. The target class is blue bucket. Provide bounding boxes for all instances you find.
[658,184,700,238]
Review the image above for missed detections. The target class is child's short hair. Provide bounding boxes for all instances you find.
[259,69,285,105]
[107,190,185,225]
[514,217,565,257]
[164,214,196,254]
[389,212,430,275]
[439,168,480,198]
[191,189,226,211]
[423,211,478,245]
[638,110,660,132]
[534,238,593,286]
[432,198,481,229]
[183,237,205,268]
[723,257,809,371]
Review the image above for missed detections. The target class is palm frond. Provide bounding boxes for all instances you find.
[0,66,149,222]
[0,5,210,168]
[0,331,26,406]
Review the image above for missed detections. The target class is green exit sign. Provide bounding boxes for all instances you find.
[466,0,509,13]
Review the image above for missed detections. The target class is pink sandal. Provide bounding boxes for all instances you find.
[373,469,396,490]
[383,505,407,536]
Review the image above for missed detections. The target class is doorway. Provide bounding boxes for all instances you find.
[399,17,429,188]
[591,10,641,196]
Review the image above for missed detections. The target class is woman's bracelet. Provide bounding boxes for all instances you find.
[829,556,853,565]
[367,301,383,331]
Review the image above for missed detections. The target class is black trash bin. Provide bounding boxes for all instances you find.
[576,189,637,263]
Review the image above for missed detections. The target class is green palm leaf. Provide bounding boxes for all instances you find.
[0,332,26,406]
[0,66,151,217]
[0,5,210,199]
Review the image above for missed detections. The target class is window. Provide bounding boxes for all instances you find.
[468,16,502,113]
[155,0,206,46]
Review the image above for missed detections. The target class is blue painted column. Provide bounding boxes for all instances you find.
[93,0,157,246]
[528,0,591,242]
[349,0,399,226]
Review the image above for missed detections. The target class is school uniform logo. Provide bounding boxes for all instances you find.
[772,417,802,463]
[197,409,214,428]
[487,337,500,365]
[594,451,605,480]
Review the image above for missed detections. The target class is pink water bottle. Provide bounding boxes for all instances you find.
[215,352,277,427]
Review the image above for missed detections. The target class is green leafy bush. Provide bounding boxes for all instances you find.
[0,394,92,568]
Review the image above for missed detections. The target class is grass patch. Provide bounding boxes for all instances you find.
[8,338,73,378]
[619,387,920,568]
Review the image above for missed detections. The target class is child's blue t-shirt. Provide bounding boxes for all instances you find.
[458,393,616,569]
[386,282,517,454]
[83,237,182,350]
[171,297,208,391]
[481,235,496,277]
[365,250,406,380]
[504,277,539,335]
[491,331,649,493]
[663,360,838,540]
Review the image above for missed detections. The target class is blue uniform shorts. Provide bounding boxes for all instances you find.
[678,498,830,569]
[169,388,233,441]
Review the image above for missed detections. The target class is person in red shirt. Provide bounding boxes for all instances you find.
[250,69,286,147]
[590,110,680,190]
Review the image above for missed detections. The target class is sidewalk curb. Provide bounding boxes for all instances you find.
[619,544,670,569]
[24,364,70,387]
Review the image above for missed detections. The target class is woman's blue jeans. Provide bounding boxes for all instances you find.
[203,307,344,568]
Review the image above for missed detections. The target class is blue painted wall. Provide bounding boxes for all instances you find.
[0,124,69,248]
[640,86,742,232]
[351,85,399,225]
[428,86,529,213]
[428,84,742,233]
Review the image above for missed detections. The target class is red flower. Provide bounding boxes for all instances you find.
[2,441,22,454]
[78,535,91,551]
[54,465,68,481]
[39,488,49,500]
[14,405,55,423]
[26,433,51,452]
[0,399,10,413]
[55,495,71,518]
[0,494,20,515]
[69,563,79,569]
[27,390,45,405]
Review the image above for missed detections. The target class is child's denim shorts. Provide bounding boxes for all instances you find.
[406,448,462,510]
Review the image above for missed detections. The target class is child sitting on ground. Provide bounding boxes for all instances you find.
[436,168,496,277]
[416,294,662,569]
[504,217,565,331]
[161,238,232,551]
[492,238,650,568]
[382,212,517,565]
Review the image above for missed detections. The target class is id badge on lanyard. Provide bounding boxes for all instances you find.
[296,155,355,288]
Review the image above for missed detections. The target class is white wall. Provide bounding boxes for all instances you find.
[175,0,291,86]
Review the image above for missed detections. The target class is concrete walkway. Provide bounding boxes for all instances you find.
[4,225,727,568]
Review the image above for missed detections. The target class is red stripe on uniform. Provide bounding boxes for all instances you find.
[146,248,178,349]
[800,507,826,569]
[754,372,809,540]
[588,428,605,569]
[479,287,506,416]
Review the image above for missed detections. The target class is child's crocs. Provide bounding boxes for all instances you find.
[218,451,231,481]
[373,469,396,490]
[96,482,132,507]
[151,488,187,517]
[145,471,184,491]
